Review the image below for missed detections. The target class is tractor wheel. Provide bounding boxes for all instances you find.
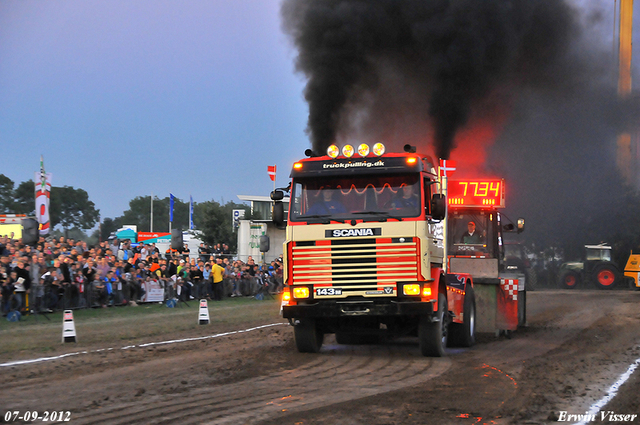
[558,270,580,289]
[448,286,476,348]
[593,264,619,290]
[418,293,448,357]
[293,319,324,353]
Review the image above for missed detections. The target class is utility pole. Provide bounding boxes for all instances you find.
[150,192,154,232]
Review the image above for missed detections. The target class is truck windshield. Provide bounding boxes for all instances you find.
[448,211,496,258]
[289,174,421,222]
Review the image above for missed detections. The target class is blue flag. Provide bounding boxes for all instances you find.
[189,195,194,230]
[169,193,175,222]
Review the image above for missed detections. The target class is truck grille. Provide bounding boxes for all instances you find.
[291,237,419,297]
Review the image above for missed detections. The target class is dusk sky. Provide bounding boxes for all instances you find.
[1,0,638,229]
[1,0,308,223]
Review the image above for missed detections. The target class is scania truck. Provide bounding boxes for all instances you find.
[272,143,523,356]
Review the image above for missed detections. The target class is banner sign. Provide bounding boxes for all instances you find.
[141,280,164,303]
[34,156,52,236]
[138,232,171,244]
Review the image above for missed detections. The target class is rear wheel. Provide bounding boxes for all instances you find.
[525,268,537,291]
[448,286,476,347]
[593,264,619,290]
[558,270,580,289]
[418,293,448,357]
[293,319,324,353]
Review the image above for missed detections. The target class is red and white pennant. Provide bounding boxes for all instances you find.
[267,165,276,182]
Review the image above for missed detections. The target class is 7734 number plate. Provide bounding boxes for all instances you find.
[315,287,342,296]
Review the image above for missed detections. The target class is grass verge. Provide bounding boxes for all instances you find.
[0,297,283,357]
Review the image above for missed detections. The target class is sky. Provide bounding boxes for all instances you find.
[0,0,309,221]
[1,0,640,232]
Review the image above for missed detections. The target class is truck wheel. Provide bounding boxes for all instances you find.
[294,319,324,353]
[525,268,537,291]
[558,270,580,289]
[593,264,619,290]
[418,293,448,357]
[448,286,476,348]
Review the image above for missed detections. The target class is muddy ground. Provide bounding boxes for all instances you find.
[1,290,640,425]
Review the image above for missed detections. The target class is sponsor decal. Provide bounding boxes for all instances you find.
[326,228,382,238]
[446,274,467,290]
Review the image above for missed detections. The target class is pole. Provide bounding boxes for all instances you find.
[150,192,154,232]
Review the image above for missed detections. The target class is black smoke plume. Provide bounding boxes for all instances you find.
[281,0,576,158]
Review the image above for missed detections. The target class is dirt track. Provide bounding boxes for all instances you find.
[1,290,640,425]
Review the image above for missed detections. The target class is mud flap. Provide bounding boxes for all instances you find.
[473,278,520,333]
[473,282,498,333]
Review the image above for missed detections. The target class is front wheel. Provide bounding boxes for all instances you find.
[293,319,324,353]
[418,293,448,357]
[448,286,476,348]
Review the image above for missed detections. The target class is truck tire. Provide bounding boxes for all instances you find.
[294,319,324,353]
[418,293,448,357]
[448,286,476,348]
[558,270,580,289]
[593,264,619,290]
[525,268,537,291]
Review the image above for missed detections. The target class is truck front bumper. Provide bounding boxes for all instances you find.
[282,300,435,319]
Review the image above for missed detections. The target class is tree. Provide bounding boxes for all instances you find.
[117,196,189,233]
[195,201,250,251]
[13,180,35,215]
[49,186,99,231]
[97,217,123,240]
[0,175,33,215]
[0,174,16,213]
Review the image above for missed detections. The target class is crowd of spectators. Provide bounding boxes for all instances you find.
[0,234,283,317]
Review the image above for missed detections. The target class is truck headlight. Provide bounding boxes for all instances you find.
[403,284,421,296]
[293,287,310,299]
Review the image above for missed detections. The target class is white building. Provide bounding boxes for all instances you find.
[236,195,288,264]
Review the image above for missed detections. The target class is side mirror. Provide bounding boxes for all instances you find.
[271,190,284,201]
[273,202,285,227]
[22,218,39,246]
[259,235,270,252]
[430,194,446,221]
[517,218,525,233]
[171,229,183,250]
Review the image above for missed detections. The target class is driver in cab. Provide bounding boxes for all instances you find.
[386,184,420,210]
[460,221,484,244]
[307,186,347,215]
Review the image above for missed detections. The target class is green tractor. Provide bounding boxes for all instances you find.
[557,244,621,290]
